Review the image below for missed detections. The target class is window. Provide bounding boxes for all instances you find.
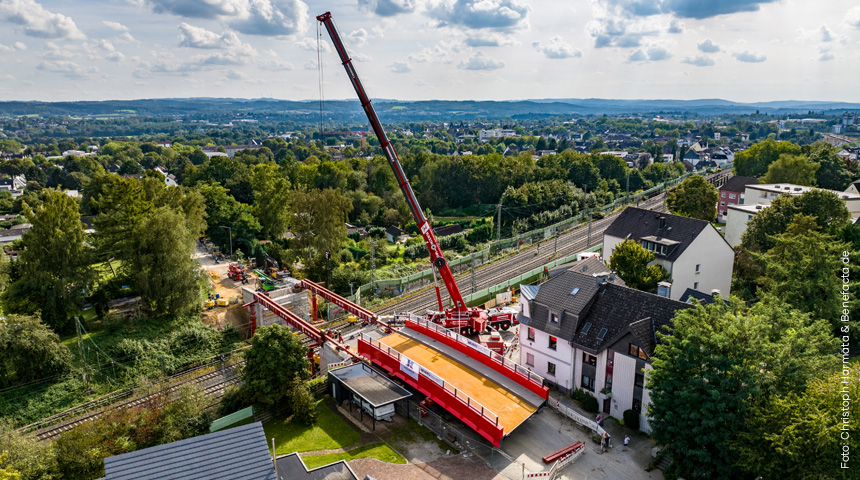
[582,374,595,391]
[583,352,597,367]
[581,322,592,334]
[526,353,534,367]
[629,344,648,360]
[720,201,725,206]
[570,287,580,296]
[748,215,753,221]
[596,328,608,341]
[635,373,645,388]
[547,362,556,376]
[548,336,557,350]
[695,264,701,273]
[527,328,535,341]
[729,193,736,199]
[549,312,559,324]
[632,398,642,413]
[605,373,613,390]
[721,192,726,198]
[694,282,699,290]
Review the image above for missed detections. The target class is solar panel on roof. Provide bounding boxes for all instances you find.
[597,328,608,340]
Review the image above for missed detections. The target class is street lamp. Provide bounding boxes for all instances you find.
[219,225,232,258]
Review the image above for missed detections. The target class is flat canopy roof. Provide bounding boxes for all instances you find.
[329,363,411,408]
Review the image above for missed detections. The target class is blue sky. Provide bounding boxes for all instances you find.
[0,0,858,102]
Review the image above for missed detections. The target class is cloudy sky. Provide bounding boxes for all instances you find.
[0,0,859,102]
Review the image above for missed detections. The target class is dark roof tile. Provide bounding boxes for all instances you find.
[604,207,709,262]
[719,176,757,193]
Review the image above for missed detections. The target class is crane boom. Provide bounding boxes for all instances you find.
[317,12,468,311]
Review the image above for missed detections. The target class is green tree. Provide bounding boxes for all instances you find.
[761,153,818,186]
[733,138,802,177]
[3,190,92,332]
[196,182,261,254]
[288,374,317,426]
[734,369,860,479]
[241,325,310,408]
[0,420,56,480]
[0,451,20,480]
[740,189,850,252]
[666,175,719,222]
[130,207,202,316]
[648,300,837,480]
[811,142,851,190]
[93,176,154,267]
[608,239,669,291]
[251,163,291,239]
[0,314,72,388]
[753,215,851,331]
[291,188,352,261]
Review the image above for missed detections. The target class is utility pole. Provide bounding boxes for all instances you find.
[496,199,502,244]
[471,258,477,294]
[626,172,630,204]
[220,225,233,258]
[370,239,375,294]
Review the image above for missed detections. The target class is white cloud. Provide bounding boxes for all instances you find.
[457,51,504,70]
[681,55,715,66]
[733,50,766,62]
[37,59,97,78]
[408,40,460,63]
[586,16,659,48]
[845,6,860,29]
[464,33,517,47]
[358,0,417,17]
[532,36,582,59]
[697,38,720,53]
[629,46,670,62]
[347,28,369,47]
[647,46,671,61]
[0,0,85,40]
[667,19,684,33]
[178,23,253,53]
[429,0,530,31]
[145,0,308,36]
[389,61,410,73]
[819,51,834,61]
[296,36,330,52]
[102,20,129,32]
[84,39,125,62]
[0,41,26,51]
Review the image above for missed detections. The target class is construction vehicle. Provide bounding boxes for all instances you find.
[317,12,515,338]
[216,297,229,307]
[264,253,284,279]
[227,263,249,283]
[254,269,280,292]
[203,298,215,309]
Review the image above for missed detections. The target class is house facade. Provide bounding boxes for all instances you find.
[603,208,734,300]
[717,175,757,222]
[518,263,691,432]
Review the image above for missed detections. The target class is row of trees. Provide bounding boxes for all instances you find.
[734,139,856,190]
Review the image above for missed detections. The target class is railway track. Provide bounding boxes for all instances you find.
[28,360,244,441]
[370,169,729,316]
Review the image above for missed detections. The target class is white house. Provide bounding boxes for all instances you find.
[517,257,691,432]
[603,207,734,300]
[724,184,860,246]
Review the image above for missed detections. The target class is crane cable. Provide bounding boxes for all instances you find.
[317,20,325,141]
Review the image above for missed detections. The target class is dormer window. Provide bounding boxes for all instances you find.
[549,311,559,324]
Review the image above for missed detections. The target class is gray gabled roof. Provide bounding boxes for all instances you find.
[603,207,709,262]
[103,422,276,480]
[276,453,358,480]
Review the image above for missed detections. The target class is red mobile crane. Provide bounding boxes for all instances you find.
[317,12,516,336]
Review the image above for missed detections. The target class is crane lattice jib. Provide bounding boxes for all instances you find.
[317,12,466,310]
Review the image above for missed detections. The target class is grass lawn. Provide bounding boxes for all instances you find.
[384,417,448,453]
[300,442,406,469]
[264,399,361,455]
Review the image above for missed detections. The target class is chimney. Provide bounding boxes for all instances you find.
[594,273,609,285]
[657,281,672,298]
[710,289,721,296]
[658,216,666,229]
[609,272,616,283]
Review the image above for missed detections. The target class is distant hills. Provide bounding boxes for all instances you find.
[0,98,857,122]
